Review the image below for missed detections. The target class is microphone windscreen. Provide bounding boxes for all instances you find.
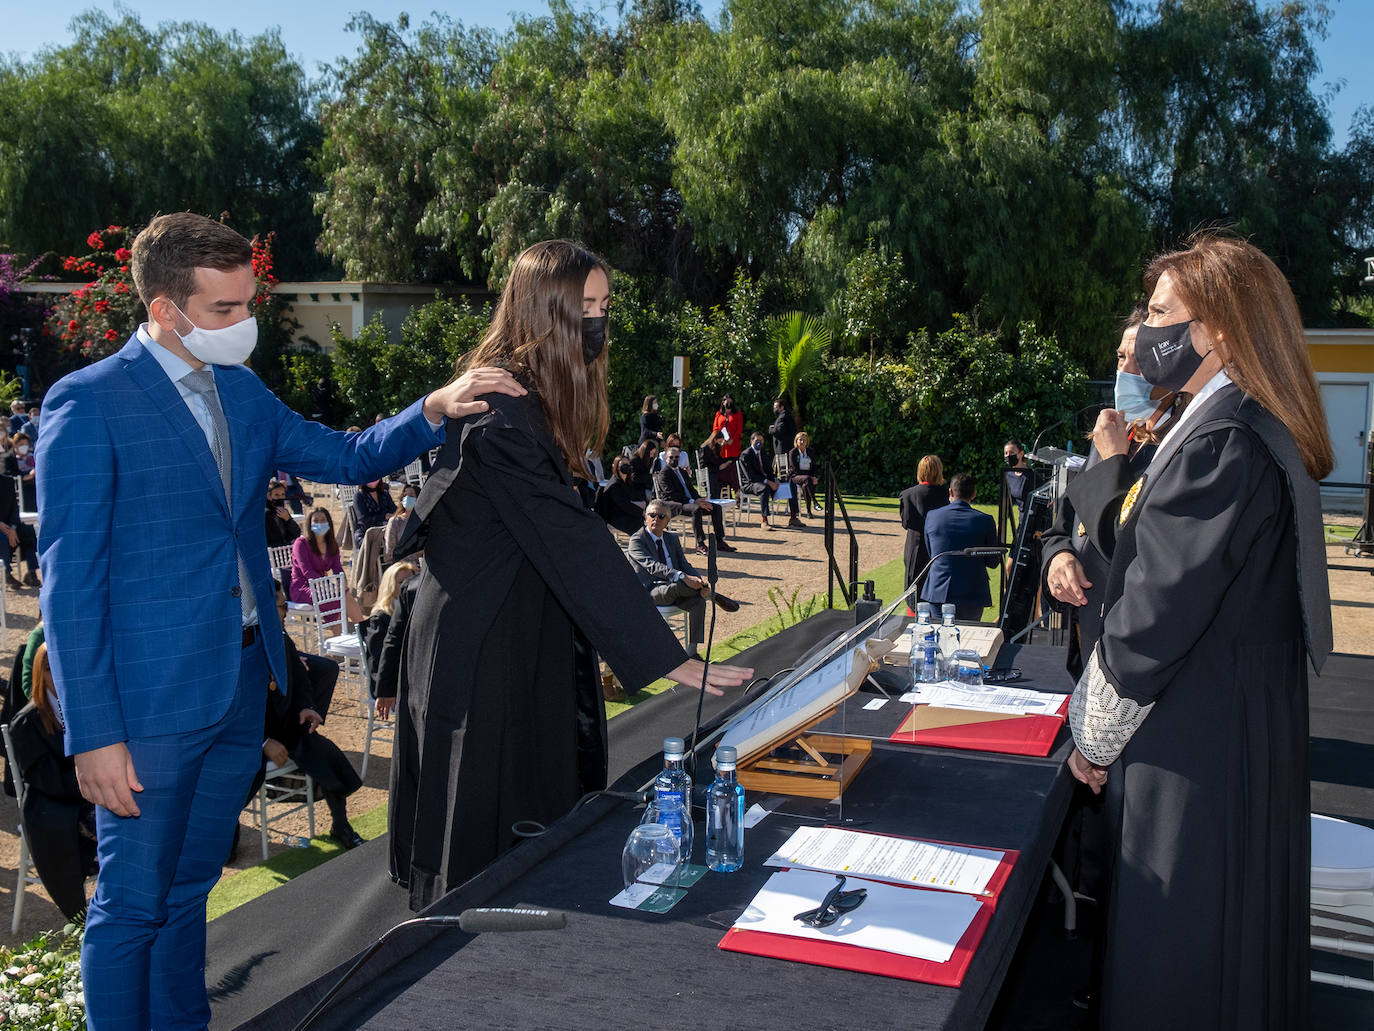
[457,906,568,933]
[707,533,718,583]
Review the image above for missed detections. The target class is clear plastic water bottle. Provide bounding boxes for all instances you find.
[705,745,745,872]
[938,604,960,680]
[916,603,939,684]
[653,737,694,864]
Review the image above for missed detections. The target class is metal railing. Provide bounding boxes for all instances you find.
[822,462,859,608]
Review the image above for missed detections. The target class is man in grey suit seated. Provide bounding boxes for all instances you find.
[626,501,739,658]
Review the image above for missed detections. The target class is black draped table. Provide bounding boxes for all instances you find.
[302,640,1078,1031]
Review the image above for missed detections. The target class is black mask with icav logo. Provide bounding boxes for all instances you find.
[1135,320,1208,392]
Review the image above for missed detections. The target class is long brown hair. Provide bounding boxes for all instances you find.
[458,240,610,476]
[31,642,59,735]
[1145,232,1333,479]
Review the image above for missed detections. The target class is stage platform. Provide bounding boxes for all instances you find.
[206,618,1374,1030]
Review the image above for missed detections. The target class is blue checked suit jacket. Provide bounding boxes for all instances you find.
[37,335,442,755]
[921,500,999,608]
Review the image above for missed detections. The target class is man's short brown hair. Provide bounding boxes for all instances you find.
[130,213,253,309]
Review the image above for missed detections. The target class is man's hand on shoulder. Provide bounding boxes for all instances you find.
[422,367,526,423]
[75,742,143,818]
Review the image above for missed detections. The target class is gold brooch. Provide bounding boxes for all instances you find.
[1076,521,1086,537]
[1118,476,1146,526]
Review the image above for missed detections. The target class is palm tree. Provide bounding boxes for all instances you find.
[771,311,831,428]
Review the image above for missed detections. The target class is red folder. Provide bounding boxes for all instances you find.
[888,697,1069,757]
[718,839,1019,987]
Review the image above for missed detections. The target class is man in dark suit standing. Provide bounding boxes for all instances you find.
[626,501,738,657]
[921,473,999,621]
[652,444,735,554]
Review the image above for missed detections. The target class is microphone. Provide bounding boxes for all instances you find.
[909,545,1013,601]
[707,532,719,587]
[457,906,568,933]
[1029,403,1107,460]
[962,546,1011,558]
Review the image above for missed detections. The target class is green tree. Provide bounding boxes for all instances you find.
[770,311,830,425]
[0,12,324,277]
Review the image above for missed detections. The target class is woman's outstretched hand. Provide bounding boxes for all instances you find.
[666,659,754,697]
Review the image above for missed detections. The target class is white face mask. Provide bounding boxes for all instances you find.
[169,300,257,365]
[16,445,30,456]
[1114,370,1156,425]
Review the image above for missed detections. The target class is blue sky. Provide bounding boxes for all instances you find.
[1,0,1368,144]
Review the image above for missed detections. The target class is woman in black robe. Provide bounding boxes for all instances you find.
[897,454,949,595]
[1067,234,1333,1030]
[389,240,751,910]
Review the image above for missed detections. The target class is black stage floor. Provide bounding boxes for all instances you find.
[207,626,1374,1030]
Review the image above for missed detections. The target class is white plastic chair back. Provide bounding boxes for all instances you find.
[1311,812,1374,993]
[307,571,349,649]
[268,545,293,574]
[2,723,44,933]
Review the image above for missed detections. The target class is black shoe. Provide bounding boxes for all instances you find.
[330,827,364,850]
[717,541,738,553]
[710,592,740,613]
[22,571,38,588]
[5,572,20,590]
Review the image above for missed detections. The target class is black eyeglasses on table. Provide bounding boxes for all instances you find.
[793,874,868,928]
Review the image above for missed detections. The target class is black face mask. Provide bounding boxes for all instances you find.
[1135,320,1209,391]
[1004,454,1018,468]
[582,316,608,365]
[722,401,733,413]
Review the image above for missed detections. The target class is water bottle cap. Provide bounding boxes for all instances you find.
[716,745,738,768]
[662,737,685,758]
[941,603,955,615]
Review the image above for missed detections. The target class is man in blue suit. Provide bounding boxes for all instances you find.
[38,212,521,1030]
[921,472,999,621]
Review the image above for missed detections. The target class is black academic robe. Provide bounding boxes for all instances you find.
[391,389,687,910]
[1039,445,1153,679]
[898,482,949,592]
[1090,384,1329,1030]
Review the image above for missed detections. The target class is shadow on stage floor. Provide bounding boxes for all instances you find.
[207,637,1374,1030]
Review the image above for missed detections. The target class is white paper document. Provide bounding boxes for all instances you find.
[744,803,771,829]
[905,682,1067,716]
[734,869,981,964]
[863,698,889,711]
[764,826,1004,896]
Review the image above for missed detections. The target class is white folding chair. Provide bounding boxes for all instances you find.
[305,572,349,651]
[403,459,424,488]
[334,483,358,507]
[2,724,45,933]
[349,625,393,782]
[656,606,691,650]
[13,475,35,526]
[734,461,757,523]
[268,545,293,578]
[250,760,316,861]
[696,465,739,537]
[1311,812,1374,993]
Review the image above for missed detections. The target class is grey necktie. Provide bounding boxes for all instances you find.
[183,369,256,623]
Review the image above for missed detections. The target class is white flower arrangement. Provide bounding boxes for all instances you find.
[0,922,85,1029]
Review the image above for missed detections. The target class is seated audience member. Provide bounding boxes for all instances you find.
[0,430,13,466]
[595,457,648,535]
[362,561,420,708]
[739,431,801,530]
[0,467,39,588]
[384,484,420,563]
[7,400,26,435]
[626,502,739,658]
[247,588,364,849]
[696,430,732,498]
[788,431,820,517]
[372,566,422,720]
[352,478,396,550]
[921,472,999,621]
[628,439,659,500]
[277,470,312,514]
[653,445,736,554]
[639,394,665,443]
[651,433,691,474]
[290,508,346,623]
[18,404,38,440]
[6,431,35,512]
[8,641,97,920]
[265,479,303,549]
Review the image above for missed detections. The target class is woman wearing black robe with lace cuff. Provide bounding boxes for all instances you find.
[1067,235,1333,1031]
[389,241,751,910]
